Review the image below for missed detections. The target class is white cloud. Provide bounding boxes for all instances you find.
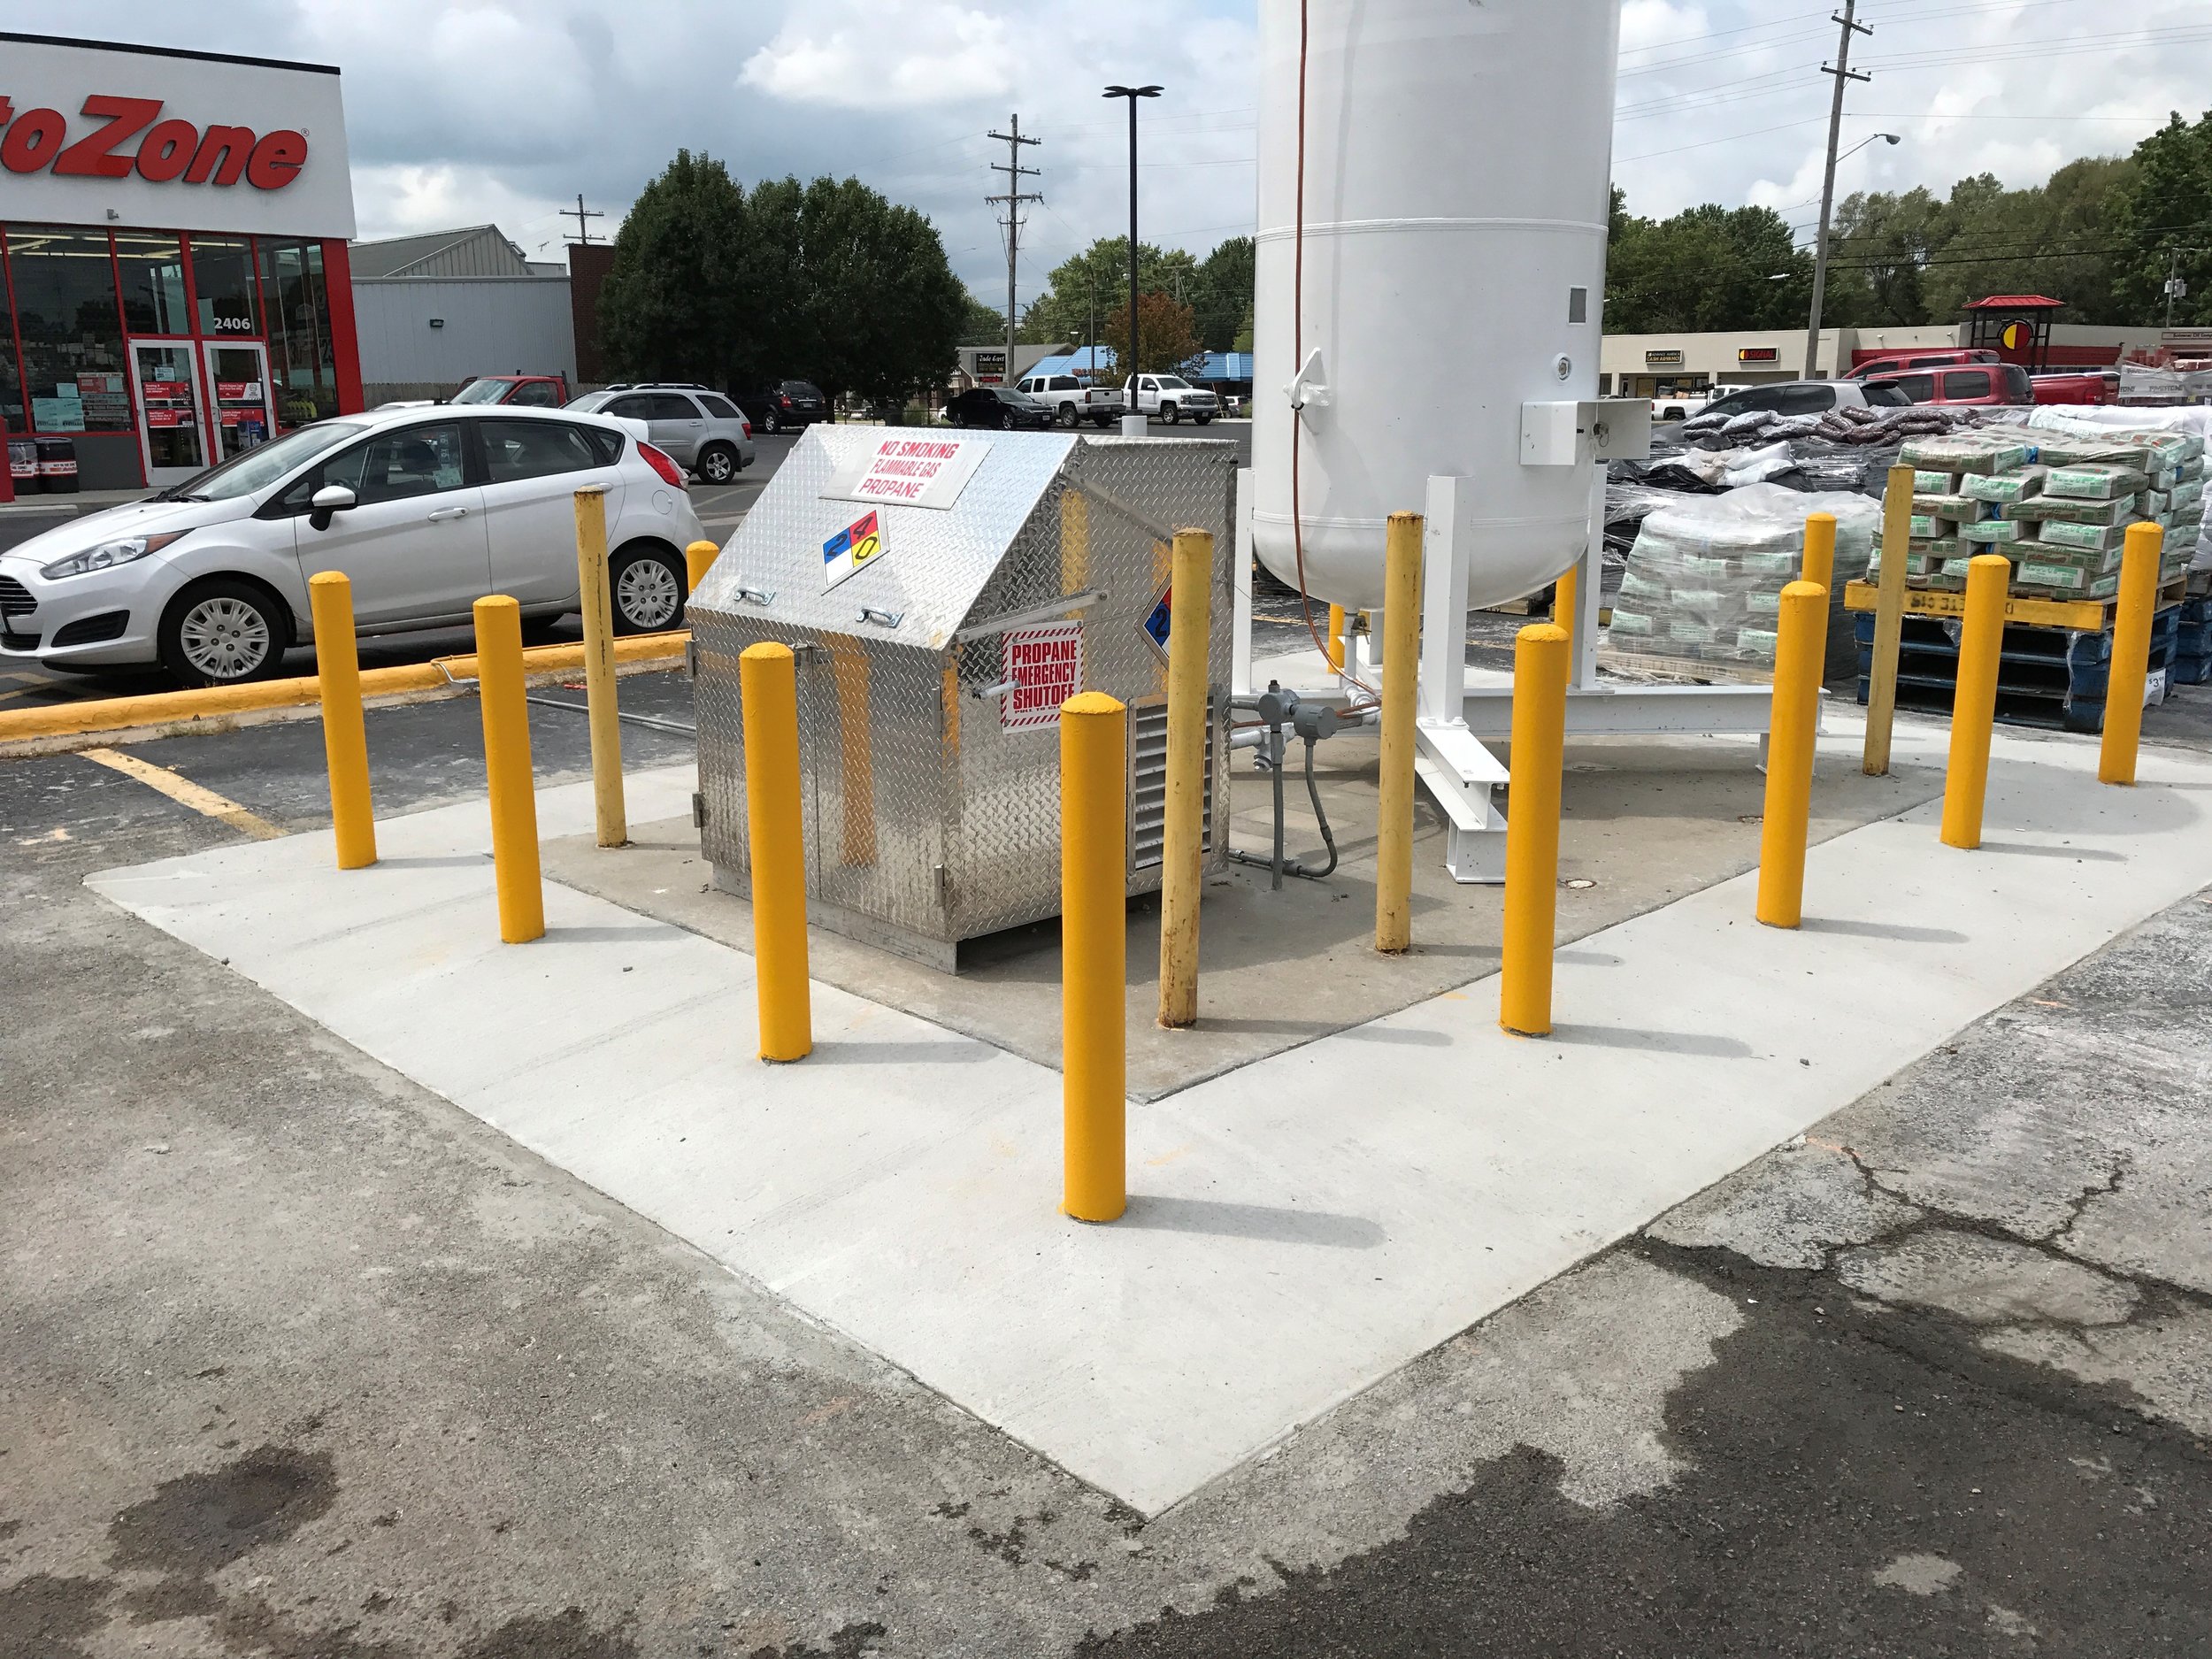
[741,2,1013,109]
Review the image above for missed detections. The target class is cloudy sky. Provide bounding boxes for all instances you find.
[32,0,2212,308]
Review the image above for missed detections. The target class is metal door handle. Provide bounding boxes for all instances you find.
[427,506,469,521]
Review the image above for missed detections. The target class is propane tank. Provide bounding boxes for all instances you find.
[1251,0,1620,611]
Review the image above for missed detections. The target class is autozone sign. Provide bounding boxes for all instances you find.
[0,95,306,189]
[0,37,356,239]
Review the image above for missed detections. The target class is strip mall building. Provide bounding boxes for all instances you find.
[0,32,358,490]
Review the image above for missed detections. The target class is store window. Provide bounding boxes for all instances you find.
[114,231,191,335]
[257,239,337,426]
[0,248,22,433]
[189,236,259,337]
[4,226,130,434]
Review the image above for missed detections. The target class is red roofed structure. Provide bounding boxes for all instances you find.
[1964,295,2064,371]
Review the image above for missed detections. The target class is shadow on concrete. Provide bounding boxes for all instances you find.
[1116,1194,1386,1248]
[1544,1023,1755,1059]
[543,923,675,943]
[804,1039,995,1065]
[1977,840,2129,864]
[375,854,491,870]
[1798,916,1969,944]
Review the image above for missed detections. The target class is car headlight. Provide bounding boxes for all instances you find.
[41,532,185,580]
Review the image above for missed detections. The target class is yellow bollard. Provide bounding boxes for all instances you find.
[1374,511,1424,954]
[1863,465,1916,776]
[1326,603,1345,672]
[1551,563,1578,660]
[1939,554,2010,850]
[686,538,720,595]
[573,485,626,848]
[740,642,812,1062]
[1801,511,1838,595]
[1755,581,1828,928]
[2099,520,2163,787]
[309,571,376,870]
[1061,690,1127,1223]
[472,595,544,943]
[1499,623,1571,1036]
[1157,526,1212,1029]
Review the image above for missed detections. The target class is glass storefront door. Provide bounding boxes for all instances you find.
[201,342,275,464]
[126,342,207,487]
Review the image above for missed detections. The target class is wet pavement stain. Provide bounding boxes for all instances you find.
[0,1573,107,1659]
[1079,1243,2212,1659]
[742,1623,887,1659]
[108,1443,337,1578]
[454,1608,637,1659]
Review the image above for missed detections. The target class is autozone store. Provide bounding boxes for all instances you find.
[0,33,360,493]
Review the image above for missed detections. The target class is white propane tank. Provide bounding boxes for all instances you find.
[1251,0,1620,611]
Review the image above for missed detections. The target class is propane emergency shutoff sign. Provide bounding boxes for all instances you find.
[1000,621,1083,732]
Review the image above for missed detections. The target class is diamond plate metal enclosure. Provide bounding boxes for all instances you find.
[692,428,1234,969]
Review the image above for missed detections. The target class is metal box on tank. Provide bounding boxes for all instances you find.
[690,427,1234,971]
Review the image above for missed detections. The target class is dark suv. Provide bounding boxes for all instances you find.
[735,380,829,434]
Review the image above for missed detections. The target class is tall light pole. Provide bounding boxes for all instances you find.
[1803,2,1872,380]
[1104,83,1162,432]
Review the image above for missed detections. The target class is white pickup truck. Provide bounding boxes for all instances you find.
[1014,372,1124,428]
[1125,373,1220,426]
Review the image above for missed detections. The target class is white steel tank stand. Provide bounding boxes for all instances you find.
[1232,451,1779,887]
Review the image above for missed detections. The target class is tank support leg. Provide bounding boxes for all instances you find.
[1412,473,1510,884]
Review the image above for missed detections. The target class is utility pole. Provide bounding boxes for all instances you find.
[1803,2,1871,380]
[987,116,1041,385]
[562,193,603,246]
[2165,248,2188,329]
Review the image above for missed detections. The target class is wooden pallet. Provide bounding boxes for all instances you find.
[1843,577,2187,633]
[1594,647,1778,687]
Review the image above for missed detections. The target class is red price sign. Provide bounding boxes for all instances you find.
[217,381,259,401]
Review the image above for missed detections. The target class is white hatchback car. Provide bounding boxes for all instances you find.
[0,405,708,687]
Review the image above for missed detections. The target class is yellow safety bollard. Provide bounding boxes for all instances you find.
[1061,690,1127,1223]
[1801,511,1838,595]
[1374,511,1424,954]
[1157,526,1212,1029]
[740,642,812,1062]
[1755,580,1828,928]
[1551,563,1579,658]
[1326,603,1346,672]
[2099,520,2163,787]
[1499,623,1571,1036]
[573,485,626,848]
[309,571,376,870]
[687,538,720,595]
[1939,553,2010,850]
[1863,465,1915,776]
[473,595,544,943]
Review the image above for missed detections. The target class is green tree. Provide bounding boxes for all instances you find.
[768,175,969,407]
[1603,201,1811,333]
[2110,111,2212,325]
[597,150,749,385]
[1101,289,1200,380]
[1191,235,1255,351]
[960,294,1009,345]
[1027,237,1202,353]
[1232,299,1255,353]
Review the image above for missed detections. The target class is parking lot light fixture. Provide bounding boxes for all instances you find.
[1102,84,1163,411]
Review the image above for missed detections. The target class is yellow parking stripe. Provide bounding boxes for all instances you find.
[80,747,285,841]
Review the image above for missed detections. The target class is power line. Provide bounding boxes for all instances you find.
[561,194,603,246]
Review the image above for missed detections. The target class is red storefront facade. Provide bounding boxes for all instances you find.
[0,34,362,492]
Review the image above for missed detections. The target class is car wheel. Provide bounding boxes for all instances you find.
[1163,403,1179,425]
[1193,414,1213,426]
[610,544,686,634]
[158,578,290,687]
[995,409,1011,430]
[1056,403,1079,428]
[762,409,782,434]
[697,442,739,484]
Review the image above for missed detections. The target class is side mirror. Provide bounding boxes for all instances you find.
[309,483,357,532]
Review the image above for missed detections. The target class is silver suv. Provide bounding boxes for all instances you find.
[567,384,757,484]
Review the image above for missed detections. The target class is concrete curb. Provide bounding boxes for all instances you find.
[0,631,690,757]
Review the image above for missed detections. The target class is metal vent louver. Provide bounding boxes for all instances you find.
[1129,696,1214,872]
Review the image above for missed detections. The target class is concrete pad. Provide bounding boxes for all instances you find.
[542,724,1941,1102]
[87,727,2212,1516]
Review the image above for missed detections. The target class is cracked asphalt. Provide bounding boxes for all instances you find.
[4,680,2210,1655]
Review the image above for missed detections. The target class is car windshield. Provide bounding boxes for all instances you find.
[155,421,368,502]
[784,382,823,398]
[1152,375,1190,389]
[449,380,511,405]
